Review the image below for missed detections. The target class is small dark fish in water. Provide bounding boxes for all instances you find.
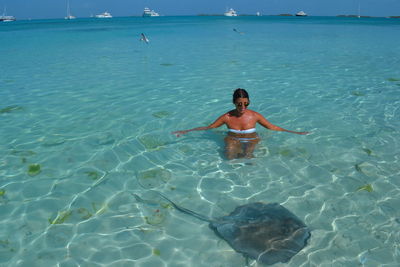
[233,28,244,34]
[140,33,149,44]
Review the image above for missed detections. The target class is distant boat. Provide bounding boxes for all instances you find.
[224,8,238,17]
[295,11,307,17]
[95,11,112,18]
[64,0,76,20]
[142,7,160,17]
[0,6,16,22]
[256,11,261,16]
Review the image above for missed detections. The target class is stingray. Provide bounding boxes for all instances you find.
[134,192,311,265]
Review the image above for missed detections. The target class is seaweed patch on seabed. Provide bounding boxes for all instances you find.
[85,171,101,180]
[137,168,172,189]
[351,91,365,96]
[357,184,373,192]
[387,78,400,82]
[138,134,168,151]
[0,189,7,205]
[0,239,16,253]
[10,149,36,164]
[48,202,107,224]
[362,148,373,156]
[140,200,173,226]
[48,210,72,224]
[94,133,115,146]
[77,203,107,220]
[0,105,23,114]
[152,111,171,118]
[278,147,309,158]
[28,164,41,176]
[152,248,161,256]
[144,210,166,225]
[40,135,66,147]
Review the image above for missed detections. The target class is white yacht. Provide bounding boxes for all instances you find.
[142,7,160,17]
[295,11,307,17]
[0,7,15,21]
[95,11,112,18]
[224,8,238,17]
[64,0,76,20]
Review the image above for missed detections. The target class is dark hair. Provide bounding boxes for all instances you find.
[232,88,249,103]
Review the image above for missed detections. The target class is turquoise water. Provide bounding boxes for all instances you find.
[1,16,400,266]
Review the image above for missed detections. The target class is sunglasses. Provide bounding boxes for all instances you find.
[236,102,250,107]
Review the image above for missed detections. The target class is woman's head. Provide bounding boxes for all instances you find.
[232,88,250,114]
[232,88,249,104]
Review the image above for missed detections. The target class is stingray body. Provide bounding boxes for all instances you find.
[134,193,311,265]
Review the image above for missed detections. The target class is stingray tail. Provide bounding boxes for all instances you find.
[158,193,213,222]
[133,191,212,223]
[132,193,159,206]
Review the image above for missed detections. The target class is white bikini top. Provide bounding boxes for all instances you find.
[228,128,256,134]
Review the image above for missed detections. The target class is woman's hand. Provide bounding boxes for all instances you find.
[172,130,188,137]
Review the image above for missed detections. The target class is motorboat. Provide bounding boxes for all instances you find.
[64,0,76,20]
[224,8,238,17]
[142,7,160,17]
[295,11,307,17]
[95,11,112,18]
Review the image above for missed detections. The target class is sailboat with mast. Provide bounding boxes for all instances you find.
[0,6,16,21]
[65,0,76,20]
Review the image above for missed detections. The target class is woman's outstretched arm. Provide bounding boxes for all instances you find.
[172,114,226,137]
[256,112,309,135]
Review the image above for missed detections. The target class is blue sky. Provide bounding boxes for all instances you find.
[2,0,400,20]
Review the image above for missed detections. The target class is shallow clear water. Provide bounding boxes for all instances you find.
[1,16,400,266]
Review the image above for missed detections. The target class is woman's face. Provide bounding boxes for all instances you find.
[234,97,249,114]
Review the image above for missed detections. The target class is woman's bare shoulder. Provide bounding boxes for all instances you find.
[247,109,261,116]
[248,110,267,121]
[216,112,231,121]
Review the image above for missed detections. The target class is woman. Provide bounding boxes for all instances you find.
[173,88,309,159]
